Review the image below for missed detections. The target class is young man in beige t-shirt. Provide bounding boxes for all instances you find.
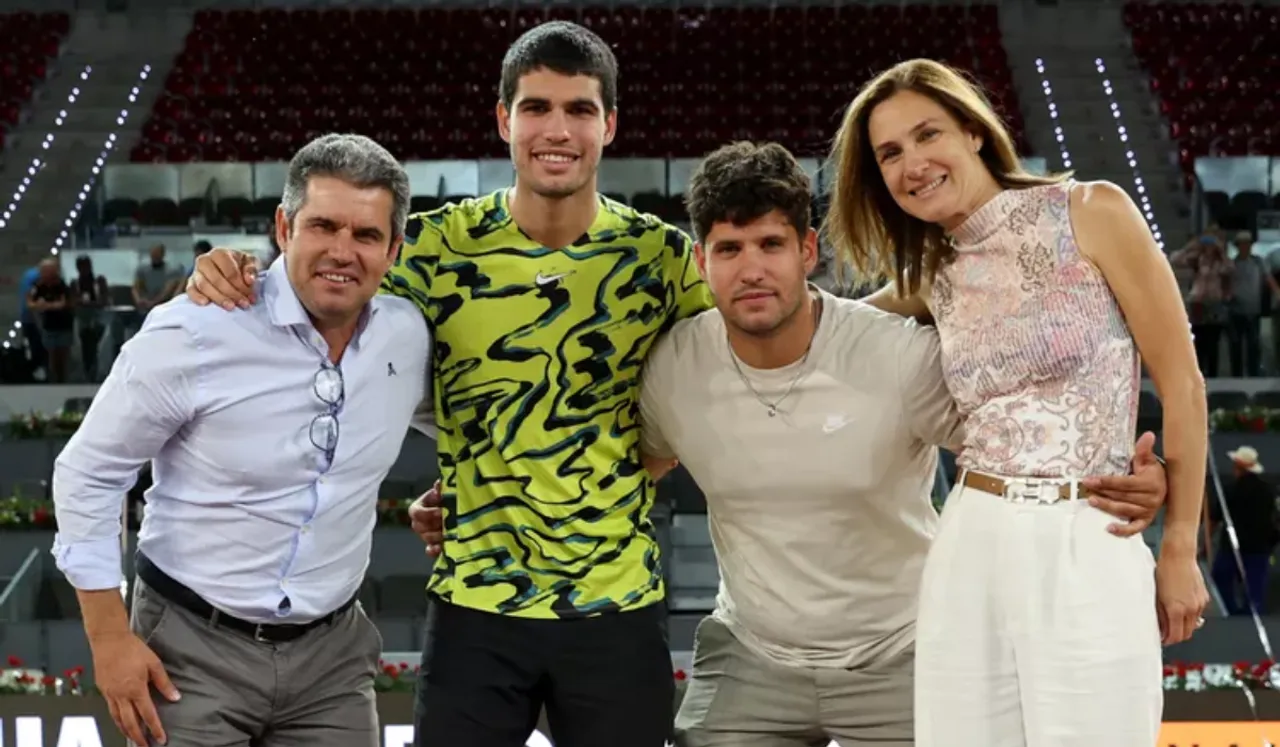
[403,143,1168,747]
[638,142,1169,747]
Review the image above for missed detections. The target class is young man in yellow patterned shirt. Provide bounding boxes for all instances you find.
[186,21,709,747]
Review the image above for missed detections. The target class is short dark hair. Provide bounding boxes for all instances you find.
[499,21,618,113]
[685,141,813,244]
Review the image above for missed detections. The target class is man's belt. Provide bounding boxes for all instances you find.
[135,553,356,644]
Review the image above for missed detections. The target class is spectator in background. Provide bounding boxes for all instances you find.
[183,241,213,286]
[17,263,47,379]
[1170,230,1233,378]
[70,255,109,382]
[1269,250,1280,374]
[27,258,73,383]
[1226,230,1278,378]
[1172,222,1224,294]
[132,244,183,317]
[1210,445,1278,615]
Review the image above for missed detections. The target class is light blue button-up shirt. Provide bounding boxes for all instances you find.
[51,257,432,624]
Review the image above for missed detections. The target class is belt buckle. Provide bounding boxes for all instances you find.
[252,624,271,643]
[1005,478,1058,504]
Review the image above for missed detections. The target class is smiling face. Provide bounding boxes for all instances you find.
[497,68,616,199]
[277,175,401,328]
[867,89,997,231]
[696,210,818,338]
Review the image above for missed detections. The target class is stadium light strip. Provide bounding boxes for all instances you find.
[4,64,151,352]
[51,62,151,257]
[0,65,93,230]
[1095,57,1163,250]
[1034,58,1072,171]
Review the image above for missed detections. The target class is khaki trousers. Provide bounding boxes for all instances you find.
[675,616,913,747]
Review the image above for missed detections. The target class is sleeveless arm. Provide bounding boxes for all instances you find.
[1072,181,1205,554]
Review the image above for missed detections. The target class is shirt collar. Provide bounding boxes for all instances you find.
[261,255,379,349]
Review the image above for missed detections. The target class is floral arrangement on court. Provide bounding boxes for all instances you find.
[5,410,83,440]
[0,655,415,696]
[0,496,420,529]
[1163,660,1280,691]
[0,496,55,529]
[2,655,1276,696]
[375,660,418,692]
[0,657,83,696]
[1209,406,1280,433]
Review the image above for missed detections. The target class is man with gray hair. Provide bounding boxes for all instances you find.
[50,133,431,747]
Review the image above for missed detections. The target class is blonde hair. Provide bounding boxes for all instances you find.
[823,58,1068,297]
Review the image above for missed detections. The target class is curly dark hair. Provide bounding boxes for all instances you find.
[684,141,813,245]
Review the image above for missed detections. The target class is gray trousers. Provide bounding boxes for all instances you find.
[129,577,383,747]
[675,617,913,747]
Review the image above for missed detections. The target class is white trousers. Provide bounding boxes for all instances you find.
[915,480,1163,747]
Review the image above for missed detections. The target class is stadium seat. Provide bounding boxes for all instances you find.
[1125,1,1280,183]
[102,198,139,224]
[0,12,70,144]
[134,4,1027,163]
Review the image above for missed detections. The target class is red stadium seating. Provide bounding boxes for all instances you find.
[132,4,1026,163]
[1124,1,1279,187]
[0,12,70,139]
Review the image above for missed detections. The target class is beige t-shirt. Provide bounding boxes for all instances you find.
[640,288,964,669]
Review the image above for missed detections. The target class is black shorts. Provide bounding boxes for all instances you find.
[413,596,674,747]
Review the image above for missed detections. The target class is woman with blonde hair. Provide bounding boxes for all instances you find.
[828,58,1208,746]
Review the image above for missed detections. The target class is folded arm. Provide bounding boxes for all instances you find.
[27,287,48,311]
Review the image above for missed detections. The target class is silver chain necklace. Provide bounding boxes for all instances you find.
[727,293,822,418]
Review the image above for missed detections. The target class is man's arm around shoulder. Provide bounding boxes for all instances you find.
[640,318,700,480]
[381,295,436,440]
[893,317,965,452]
